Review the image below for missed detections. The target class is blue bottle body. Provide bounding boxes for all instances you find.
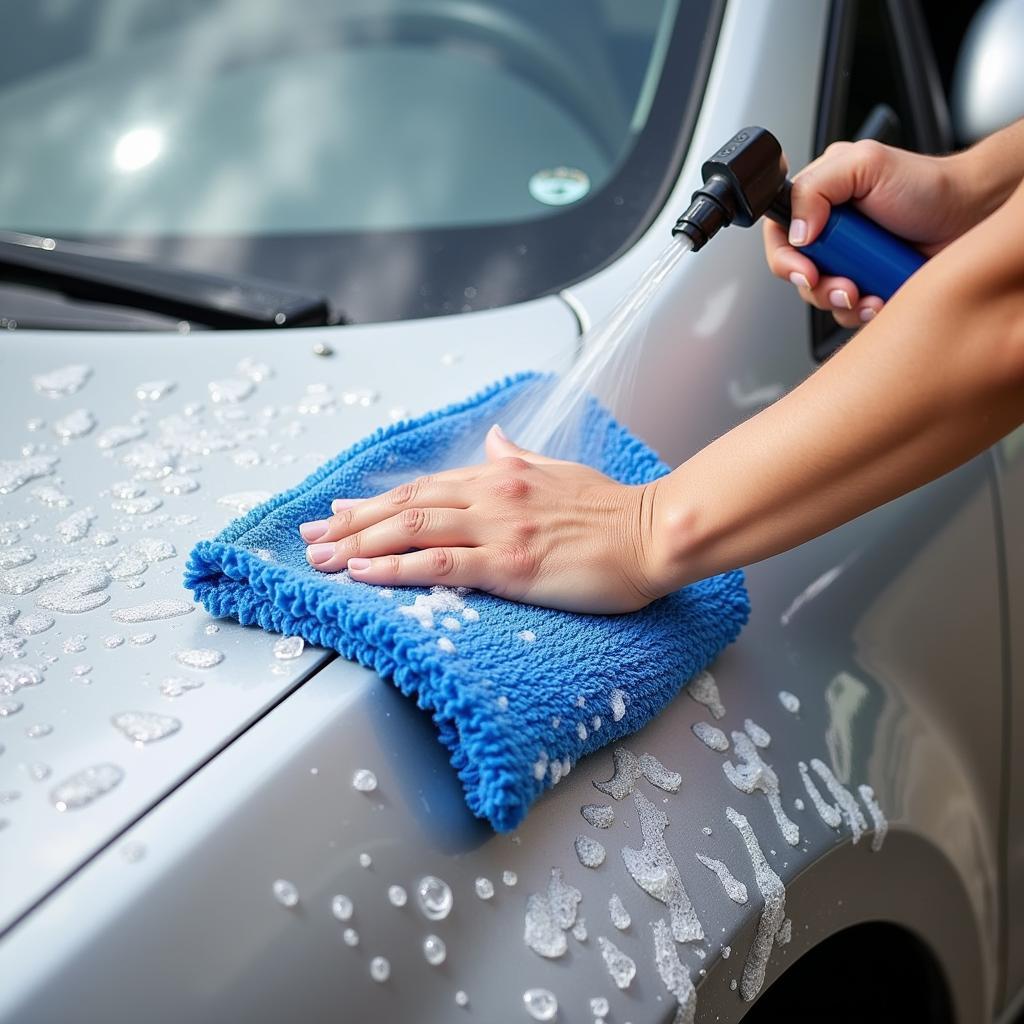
[802,204,926,301]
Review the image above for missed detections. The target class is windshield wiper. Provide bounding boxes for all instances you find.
[0,230,340,329]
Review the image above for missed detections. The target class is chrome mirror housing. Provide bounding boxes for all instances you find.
[951,0,1024,144]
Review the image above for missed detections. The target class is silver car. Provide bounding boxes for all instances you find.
[1,1,1023,1021]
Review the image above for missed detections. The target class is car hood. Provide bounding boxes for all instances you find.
[0,297,578,935]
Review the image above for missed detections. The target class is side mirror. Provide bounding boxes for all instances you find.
[951,0,1024,145]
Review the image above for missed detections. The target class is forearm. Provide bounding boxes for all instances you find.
[950,117,1024,223]
[653,176,1024,588]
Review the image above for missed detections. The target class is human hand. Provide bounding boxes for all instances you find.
[763,139,980,327]
[297,425,670,614]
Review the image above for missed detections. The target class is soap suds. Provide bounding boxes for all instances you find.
[692,721,729,752]
[524,868,582,958]
[695,853,748,904]
[810,758,867,843]
[651,917,697,1024]
[722,731,799,846]
[727,806,786,1002]
[597,935,636,990]
[687,670,725,719]
[857,784,888,852]
[621,791,703,943]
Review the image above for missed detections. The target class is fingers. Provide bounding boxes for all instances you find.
[299,474,476,544]
[763,220,821,288]
[764,217,885,325]
[789,139,889,247]
[345,546,488,590]
[305,508,480,572]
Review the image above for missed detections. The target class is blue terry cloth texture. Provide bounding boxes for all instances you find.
[184,374,749,832]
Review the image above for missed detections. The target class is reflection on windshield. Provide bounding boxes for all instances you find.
[1,0,678,238]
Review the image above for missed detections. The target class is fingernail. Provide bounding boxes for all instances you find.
[299,520,329,542]
[306,543,336,566]
[492,423,507,440]
[331,498,363,513]
[829,289,853,310]
[348,557,371,571]
[788,271,811,290]
[789,219,808,245]
[859,307,877,323]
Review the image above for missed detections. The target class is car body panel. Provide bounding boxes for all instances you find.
[0,0,1014,1021]
[0,452,999,1022]
[995,424,1024,1001]
[0,296,577,937]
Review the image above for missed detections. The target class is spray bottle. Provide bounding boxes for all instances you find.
[672,127,926,300]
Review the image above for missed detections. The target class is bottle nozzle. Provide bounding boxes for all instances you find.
[672,127,789,249]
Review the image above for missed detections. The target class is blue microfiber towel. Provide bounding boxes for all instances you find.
[184,374,749,832]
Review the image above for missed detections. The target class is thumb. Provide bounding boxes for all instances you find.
[484,424,556,464]
[788,139,888,248]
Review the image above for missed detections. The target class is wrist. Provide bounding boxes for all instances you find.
[950,138,1020,223]
[643,475,712,592]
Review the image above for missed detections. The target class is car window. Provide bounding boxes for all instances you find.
[0,0,719,326]
[2,0,680,236]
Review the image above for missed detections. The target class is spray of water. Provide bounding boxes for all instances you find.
[509,238,690,458]
[363,236,691,492]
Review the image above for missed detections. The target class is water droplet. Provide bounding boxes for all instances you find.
[388,884,408,907]
[205,624,220,635]
[0,700,23,717]
[208,378,254,404]
[352,768,377,792]
[112,710,182,745]
[369,956,390,983]
[343,927,359,946]
[331,894,354,921]
[743,719,771,748]
[273,635,304,660]
[50,763,123,810]
[103,634,125,648]
[416,875,453,920]
[517,630,536,643]
[574,834,606,868]
[159,676,203,699]
[475,877,494,900]
[572,916,587,941]
[26,762,51,781]
[0,454,59,495]
[97,425,148,451]
[161,474,199,495]
[502,870,517,887]
[25,722,53,738]
[359,852,372,868]
[687,670,726,719]
[608,894,630,930]
[692,721,729,752]
[272,878,299,908]
[590,996,609,1017]
[423,934,447,966]
[33,364,92,398]
[135,380,176,402]
[53,409,97,441]
[454,990,469,1007]
[523,988,558,1021]
[778,690,800,714]
[130,633,156,646]
[175,648,224,669]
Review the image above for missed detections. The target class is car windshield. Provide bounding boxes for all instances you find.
[0,0,716,324]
